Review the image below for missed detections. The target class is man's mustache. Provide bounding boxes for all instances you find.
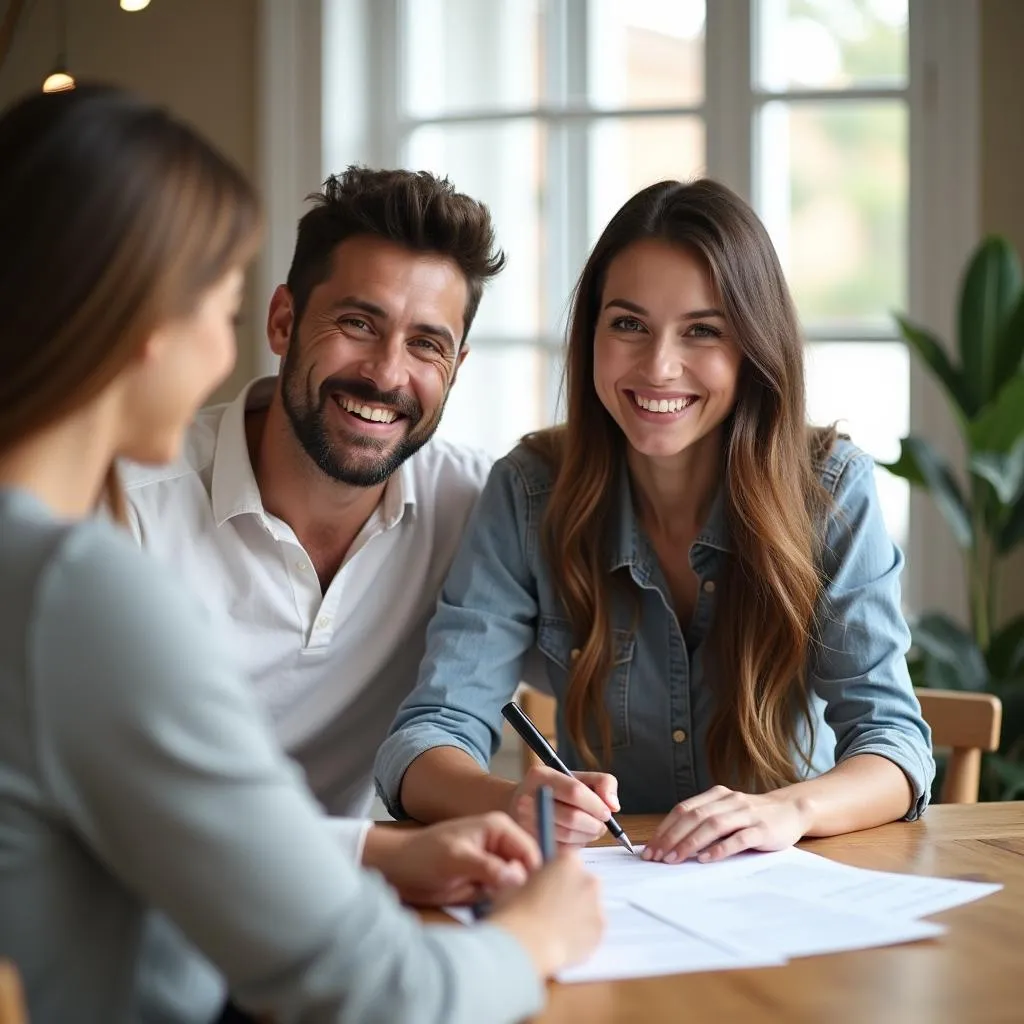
[319,378,422,421]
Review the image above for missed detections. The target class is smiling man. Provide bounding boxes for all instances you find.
[119,167,503,863]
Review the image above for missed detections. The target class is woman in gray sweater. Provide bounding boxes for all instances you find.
[0,85,601,1024]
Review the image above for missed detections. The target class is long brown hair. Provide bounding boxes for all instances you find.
[0,85,262,514]
[525,179,834,789]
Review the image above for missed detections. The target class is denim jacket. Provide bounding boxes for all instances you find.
[375,437,934,819]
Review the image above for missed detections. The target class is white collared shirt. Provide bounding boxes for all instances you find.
[120,377,492,857]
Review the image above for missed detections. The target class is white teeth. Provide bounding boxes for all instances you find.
[632,393,696,414]
[339,396,397,424]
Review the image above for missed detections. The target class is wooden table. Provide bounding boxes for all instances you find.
[523,804,1024,1024]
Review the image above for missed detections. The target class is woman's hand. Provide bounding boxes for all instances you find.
[644,785,810,864]
[508,764,620,846]
[489,851,605,976]
[363,812,541,907]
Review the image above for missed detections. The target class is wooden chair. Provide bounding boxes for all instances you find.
[518,686,559,775]
[518,685,1003,805]
[0,960,26,1024]
[914,688,1002,804]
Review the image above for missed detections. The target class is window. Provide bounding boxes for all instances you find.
[308,0,979,608]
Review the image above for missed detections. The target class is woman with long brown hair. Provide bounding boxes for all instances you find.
[377,178,934,864]
[0,85,602,1024]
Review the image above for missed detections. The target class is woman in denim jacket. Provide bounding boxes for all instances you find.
[376,179,935,866]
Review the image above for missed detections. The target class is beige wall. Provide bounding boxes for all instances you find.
[0,0,260,403]
[980,0,1024,622]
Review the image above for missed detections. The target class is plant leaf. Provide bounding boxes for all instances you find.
[894,313,970,419]
[987,616,1024,679]
[986,754,1024,800]
[968,374,1024,453]
[959,236,1023,411]
[998,492,1024,553]
[995,291,1024,383]
[911,612,989,692]
[878,437,973,548]
[995,678,1024,757]
[970,438,1024,505]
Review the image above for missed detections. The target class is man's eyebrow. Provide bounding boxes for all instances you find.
[329,297,458,352]
[602,298,725,320]
[328,297,388,319]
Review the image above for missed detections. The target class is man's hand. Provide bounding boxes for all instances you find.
[362,812,541,907]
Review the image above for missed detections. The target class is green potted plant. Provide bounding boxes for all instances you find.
[881,235,1024,800]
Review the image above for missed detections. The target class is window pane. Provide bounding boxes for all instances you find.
[404,122,544,339]
[585,0,705,109]
[756,100,906,330]
[436,345,555,457]
[756,0,908,91]
[805,341,909,546]
[587,116,705,249]
[401,0,543,117]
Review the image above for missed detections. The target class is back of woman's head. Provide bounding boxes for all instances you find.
[0,84,261,452]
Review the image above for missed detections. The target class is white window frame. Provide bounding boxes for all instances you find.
[260,0,979,620]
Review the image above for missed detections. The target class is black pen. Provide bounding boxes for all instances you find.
[536,785,556,863]
[501,700,637,856]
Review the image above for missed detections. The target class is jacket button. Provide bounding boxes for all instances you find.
[703,580,716,594]
[672,729,687,743]
[570,648,581,661]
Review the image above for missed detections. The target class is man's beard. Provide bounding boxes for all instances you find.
[280,343,447,488]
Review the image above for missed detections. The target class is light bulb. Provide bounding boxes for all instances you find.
[120,0,151,10]
[42,70,75,93]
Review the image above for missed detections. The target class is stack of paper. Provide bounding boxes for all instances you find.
[556,845,1001,984]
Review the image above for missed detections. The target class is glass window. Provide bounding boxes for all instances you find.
[401,0,543,116]
[370,0,913,545]
[587,116,706,247]
[756,0,908,91]
[756,100,908,329]
[805,341,910,546]
[585,0,706,109]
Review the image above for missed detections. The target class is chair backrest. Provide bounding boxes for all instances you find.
[0,960,26,1024]
[914,688,1002,804]
[519,685,1003,805]
[518,686,558,775]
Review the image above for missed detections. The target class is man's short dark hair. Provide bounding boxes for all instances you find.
[286,166,506,341]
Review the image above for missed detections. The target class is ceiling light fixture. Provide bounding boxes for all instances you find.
[41,0,73,93]
[120,0,151,11]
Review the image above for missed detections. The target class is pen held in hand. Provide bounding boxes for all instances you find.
[501,700,637,856]
[536,785,556,863]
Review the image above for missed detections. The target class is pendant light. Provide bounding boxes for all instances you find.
[41,0,74,93]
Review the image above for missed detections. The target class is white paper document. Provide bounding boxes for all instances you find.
[444,842,1000,985]
[731,846,1003,920]
[631,882,945,960]
[557,900,784,984]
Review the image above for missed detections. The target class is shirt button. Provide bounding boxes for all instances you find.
[672,729,687,743]
[296,560,310,572]
[703,580,716,594]
[316,616,331,630]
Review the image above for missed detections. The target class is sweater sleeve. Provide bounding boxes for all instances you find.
[29,524,543,1024]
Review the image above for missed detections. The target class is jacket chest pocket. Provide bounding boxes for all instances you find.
[536,616,635,750]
